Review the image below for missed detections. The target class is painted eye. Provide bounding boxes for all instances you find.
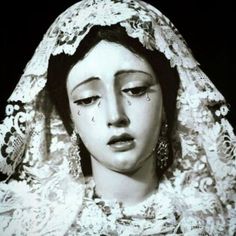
[74,96,100,106]
[122,86,148,96]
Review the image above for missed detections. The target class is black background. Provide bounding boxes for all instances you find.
[1,1,235,130]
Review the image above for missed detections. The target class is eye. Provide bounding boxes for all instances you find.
[73,96,100,106]
[122,86,148,96]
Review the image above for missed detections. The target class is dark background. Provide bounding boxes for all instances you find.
[1,1,235,130]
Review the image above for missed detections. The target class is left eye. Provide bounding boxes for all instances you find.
[122,86,148,96]
[73,96,100,106]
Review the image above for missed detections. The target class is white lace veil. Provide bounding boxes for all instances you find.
[0,0,235,235]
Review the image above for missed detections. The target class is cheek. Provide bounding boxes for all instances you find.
[127,93,163,131]
[126,92,163,154]
[69,102,105,146]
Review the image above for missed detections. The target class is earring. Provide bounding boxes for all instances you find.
[68,130,82,180]
[156,122,169,169]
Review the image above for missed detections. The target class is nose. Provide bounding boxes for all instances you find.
[106,92,130,128]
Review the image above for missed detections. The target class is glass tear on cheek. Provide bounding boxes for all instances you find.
[91,117,95,122]
[78,110,81,116]
[146,93,151,101]
[98,101,101,107]
[127,100,132,106]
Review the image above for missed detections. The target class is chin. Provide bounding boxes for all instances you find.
[110,155,141,174]
[113,166,139,174]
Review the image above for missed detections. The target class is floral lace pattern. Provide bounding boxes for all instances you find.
[67,177,229,235]
[67,178,179,235]
[0,102,28,177]
[0,164,85,236]
[0,0,235,235]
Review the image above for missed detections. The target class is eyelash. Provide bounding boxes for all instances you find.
[73,86,148,106]
[122,86,148,96]
[74,96,100,106]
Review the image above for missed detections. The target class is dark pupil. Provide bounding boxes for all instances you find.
[83,98,93,104]
[131,87,144,94]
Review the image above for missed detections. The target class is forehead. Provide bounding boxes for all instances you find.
[67,40,155,90]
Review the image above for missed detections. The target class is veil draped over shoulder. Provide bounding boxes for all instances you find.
[0,0,235,235]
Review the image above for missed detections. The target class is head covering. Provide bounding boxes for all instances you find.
[0,0,235,235]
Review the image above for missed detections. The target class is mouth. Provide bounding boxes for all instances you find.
[107,133,135,152]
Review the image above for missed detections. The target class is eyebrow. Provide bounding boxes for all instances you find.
[114,69,152,77]
[70,70,152,94]
[71,76,100,94]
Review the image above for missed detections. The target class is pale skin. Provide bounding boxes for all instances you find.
[67,40,163,206]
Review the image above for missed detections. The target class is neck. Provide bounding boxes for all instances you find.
[91,154,158,207]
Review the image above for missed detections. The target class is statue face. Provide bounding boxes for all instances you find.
[67,40,163,173]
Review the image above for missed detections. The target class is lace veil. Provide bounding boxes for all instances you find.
[0,0,235,235]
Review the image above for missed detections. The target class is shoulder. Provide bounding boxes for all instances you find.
[0,173,85,236]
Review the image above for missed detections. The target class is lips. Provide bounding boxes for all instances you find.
[107,133,135,151]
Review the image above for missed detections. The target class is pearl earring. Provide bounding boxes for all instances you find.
[68,130,82,180]
[156,122,169,169]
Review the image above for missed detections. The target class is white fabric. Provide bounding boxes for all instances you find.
[0,0,235,235]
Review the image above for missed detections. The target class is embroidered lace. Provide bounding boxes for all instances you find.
[0,0,235,235]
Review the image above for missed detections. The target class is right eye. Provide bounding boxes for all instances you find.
[73,96,100,106]
[122,86,148,97]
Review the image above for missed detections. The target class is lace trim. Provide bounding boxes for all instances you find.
[67,178,178,235]
[67,178,229,235]
[0,102,28,176]
[0,0,235,235]
[0,162,85,236]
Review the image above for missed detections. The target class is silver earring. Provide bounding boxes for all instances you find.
[156,122,169,169]
[68,130,82,180]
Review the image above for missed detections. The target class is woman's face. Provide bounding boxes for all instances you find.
[67,40,163,173]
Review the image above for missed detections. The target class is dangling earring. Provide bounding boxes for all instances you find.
[156,122,169,169]
[68,130,82,180]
